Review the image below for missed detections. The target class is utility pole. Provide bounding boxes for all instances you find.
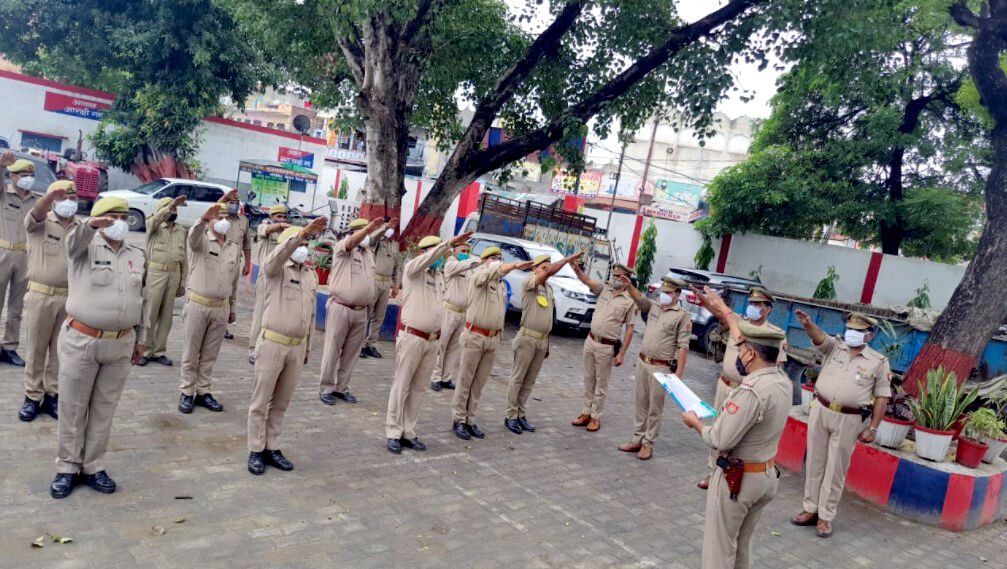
[627,119,659,268]
[604,142,627,235]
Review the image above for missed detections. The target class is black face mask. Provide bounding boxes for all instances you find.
[168,213,178,222]
[735,357,749,377]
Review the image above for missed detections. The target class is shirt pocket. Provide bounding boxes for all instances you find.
[3,203,21,225]
[89,251,114,286]
[42,237,61,257]
[282,284,299,301]
[854,366,875,387]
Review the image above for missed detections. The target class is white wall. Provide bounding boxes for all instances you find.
[873,255,965,309]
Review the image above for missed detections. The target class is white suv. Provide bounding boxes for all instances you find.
[101,178,234,230]
[468,233,597,329]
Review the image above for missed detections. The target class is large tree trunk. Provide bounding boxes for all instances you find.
[358,96,411,223]
[130,145,193,182]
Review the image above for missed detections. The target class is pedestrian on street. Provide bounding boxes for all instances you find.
[570,262,638,432]
[220,189,251,341]
[362,220,400,359]
[50,196,147,499]
[503,251,583,435]
[430,240,480,392]
[0,153,39,366]
[246,217,327,475]
[791,310,890,538]
[18,180,79,422]
[247,204,290,364]
[177,203,240,414]
[617,276,691,460]
[138,195,188,367]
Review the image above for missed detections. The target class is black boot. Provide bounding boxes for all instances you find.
[135,356,149,366]
[50,473,77,499]
[333,391,357,404]
[319,392,338,405]
[439,380,456,390]
[195,393,223,412]
[387,438,402,454]
[430,381,443,392]
[452,422,471,440]
[1,349,25,367]
[400,437,426,451]
[83,470,116,494]
[365,346,382,358]
[178,394,195,414]
[224,329,234,340]
[504,418,523,434]
[467,424,485,439]
[41,394,58,420]
[153,356,173,366]
[264,449,294,471]
[18,397,39,422]
[517,417,536,432]
[248,452,265,475]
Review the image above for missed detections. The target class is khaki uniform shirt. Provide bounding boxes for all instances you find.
[814,336,892,407]
[25,210,78,287]
[519,274,554,335]
[327,236,375,307]
[587,283,638,340]
[65,224,147,342]
[443,256,481,308]
[255,223,282,267]
[187,221,240,302]
[400,243,451,332]
[260,237,317,342]
[702,366,792,462]
[465,264,507,331]
[1,185,37,244]
[370,234,400,285]
[145,207,188,281]
[637,299,691,360]
[722,319,788,387]
[225,213,251,258]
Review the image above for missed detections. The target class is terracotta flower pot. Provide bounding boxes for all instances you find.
[913,424,954,462]
[981,437,1007,464]
[955,436,989,469]
[876,416,912,449]
[800,384,814,415]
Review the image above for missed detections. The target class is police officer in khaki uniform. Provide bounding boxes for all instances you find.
[50,196,147,499]
[450,247,533,440]
[430,240,480,391]
[363,223,399,358]
[699,287,787,488]
[138,195,188,366]
[570,262,638,432]
[18,180,79,422]
[385,231,473,453]
[682,298,791,569]
[791,311,890,538]
[318,216,396,405]
[504,251,583,435]
[220,189,251,340]
[617,276,692,459]
[247,217,327,475]
[0,155,39,366]
[177,204,240,414]
[247,204,290,364]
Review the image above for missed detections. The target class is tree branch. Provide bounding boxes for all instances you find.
[949,1,981,29]
[337,25,365,86]
[399,0,442,51]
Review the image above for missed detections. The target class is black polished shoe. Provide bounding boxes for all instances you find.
[387,438,402,454]
[319,392,338,405]
[504,418,523,434]
[195,393,223,412]
[264,449,294,471]
[153,356,173,366]
[333,391,357,404]
[517,417,536,433]
[439,380,456,390]
[83,470,116,494]
[467,424,485,439]
[50,473,77,499]
[452,422,471,440]
[135,356,149,366]
[1,349,25,367]
[41,394,58,420]
[248,355,256,365]
[18,396,39,422]
[359,348,370,359]
[366,346,383,358]
[248,452,265,475]
[224,329,234,340]
[178,394,195,414]
[400,437,426,451]
[430,381,443,392]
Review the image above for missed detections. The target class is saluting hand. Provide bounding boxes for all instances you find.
[172,196,187,208]
[220,189,239,203]
[449,231,474,246]
[383,217,399,230]
[47,187,67,202]
[88,216,116,229]
[617,273,633,288]
[300,216,328,239]
[201,204,221,223]
[795,309,812,327]
[0,151,14,168]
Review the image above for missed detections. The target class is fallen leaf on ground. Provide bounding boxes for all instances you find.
[50,535,73,544]
[770,531,781,537]
[151,525,165,536]
[174,517,186,524]
[31,536,45,548]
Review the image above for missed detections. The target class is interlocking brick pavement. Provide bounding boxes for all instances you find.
[0,263,1004,568]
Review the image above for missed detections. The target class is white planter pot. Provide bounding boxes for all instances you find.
[981,438,1007,464]
[914,425,954,462]
[876,417,912,449]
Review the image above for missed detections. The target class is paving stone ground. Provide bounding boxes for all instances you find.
[0,249,1004,568]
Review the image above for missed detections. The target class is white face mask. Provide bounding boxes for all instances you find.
[383,228,394,239]
[102,219,128,242]
[213,218,231,235]
[658,292,675,306]
[844,328,867,348]
[53,199,78,218]
[358,235,371,248]
[487,260,502,269]
[745,305,764,321]
[290,246,309,264]
[15,176,34,191]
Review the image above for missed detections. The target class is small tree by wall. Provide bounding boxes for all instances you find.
[694,235,715,270]
[813,265,840,300]
[338,178,349,200]
[635,219,658,290]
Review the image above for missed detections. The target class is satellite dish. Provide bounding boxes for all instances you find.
[292,114,312,135]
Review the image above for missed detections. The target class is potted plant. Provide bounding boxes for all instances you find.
[979,390,1007,463]
[956,408,1003,468]
[875,390,915,449]
[905,367,979,462]
[309,239,334,285]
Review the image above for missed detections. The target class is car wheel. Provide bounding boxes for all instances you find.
[126,208,145,232]
[702,321,726,363]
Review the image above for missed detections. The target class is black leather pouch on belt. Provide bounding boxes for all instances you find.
[716,456,745,500]
[613,339,623,357]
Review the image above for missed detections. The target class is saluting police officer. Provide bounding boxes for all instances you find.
[684,287,791,569]
[0,154,39,366]
[138,195,188,367]
[503,251,582,435]
[51,196,147,499]
[362,221,400,359]
[220,189,251,340]
[430,240,480,391]
[178,203,240,414]
[247,217,327,475]
[18,180,79,422]
[617,276,691,460]
[247,204,290,364]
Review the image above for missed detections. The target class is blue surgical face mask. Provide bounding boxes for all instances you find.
[431,257,445,270]
[745,304,764,321]
[456,252,470,261]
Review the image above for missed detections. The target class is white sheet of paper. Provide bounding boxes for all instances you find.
[653,372,717,419]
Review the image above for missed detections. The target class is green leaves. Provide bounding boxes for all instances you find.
[635,219,657,290]
[906,366,979,431]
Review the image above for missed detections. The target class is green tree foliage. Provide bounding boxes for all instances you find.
[812,265,839,300]
[694,234,715,270]
[908,280,932,310]
[634,220,657,290]
[338,178,350,200]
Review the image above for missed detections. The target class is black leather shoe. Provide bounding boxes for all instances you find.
[518,417,536,432]
[319,392,338,405]
[224,329,234,340]
[467,424,485,439]
[452,422,471,440]
[42,394,58,420]
[400,437,426,451]
[440,380,456,390]
[1,349,25,367]
[504,418,523,434]
[248,355,256,365]
[18,396,39,422]
[83,470,116,493]
[196,393,223,412]
[333,391,357,404]
[366,346,383,358]
[264,449,294,471]
[178,394,195,414]
[154,356,173,366]
[248,452,264,475]
[430,381,443,392]
[387,438,402,454]
[359,348,369,359]
[135,356,149,366]
[50,473,77,499]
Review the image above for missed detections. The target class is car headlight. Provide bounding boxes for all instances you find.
[560,289,596,303]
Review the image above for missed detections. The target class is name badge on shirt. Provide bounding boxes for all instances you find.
[536,294,549,307]
[95,260,111,266]
[290,279,300,284]
[47,234,60,241]
[209,251,218,257]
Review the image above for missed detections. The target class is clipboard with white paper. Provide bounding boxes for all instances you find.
[653,372,717,419]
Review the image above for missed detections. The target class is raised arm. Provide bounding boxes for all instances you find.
[572,260,602,295]
[534,251,583,286]
[795,310,828,346]
[343,218,385,251]
[618,273,651,313]
[188,204,220,253]
[695,285,741,342]
[66,219,106,259]
[29,186,66,223]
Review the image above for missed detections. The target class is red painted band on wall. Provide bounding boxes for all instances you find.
[715,234,732,273]
[627,213,645,268]
[860,251,884,304]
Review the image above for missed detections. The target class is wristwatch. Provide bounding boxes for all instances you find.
[868,427,878,434]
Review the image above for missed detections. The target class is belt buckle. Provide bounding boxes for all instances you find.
[828,402,841,412]
[98,330,116,340]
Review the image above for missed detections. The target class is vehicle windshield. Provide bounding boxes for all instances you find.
[527,247,578,279]
[132,180,169,194]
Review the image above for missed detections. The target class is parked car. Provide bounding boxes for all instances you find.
[3,150,57,194]
[647,268,763,353]
[101,178,233,231]
[468,233,597,329]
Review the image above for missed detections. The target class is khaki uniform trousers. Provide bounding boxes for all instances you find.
[702,465,780,569]
[385,332,438,439]
[179,301,228,396]
[802,402,864,521]
[708,378,736,475]
[247,276,266,356]
[451,330,499,424]
[56,325,133,474]
[582,336,615,419]
[505,333,547,419]
[431,309,465,383]
[0,249,27,348]
[23,290,66,400]
[247,336,305,452]
[143,267,181,359]
[631,361,668,448]
[318,301,368,394]
[366,278,391,348]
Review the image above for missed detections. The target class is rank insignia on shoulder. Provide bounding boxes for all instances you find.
[726,402,740,414]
